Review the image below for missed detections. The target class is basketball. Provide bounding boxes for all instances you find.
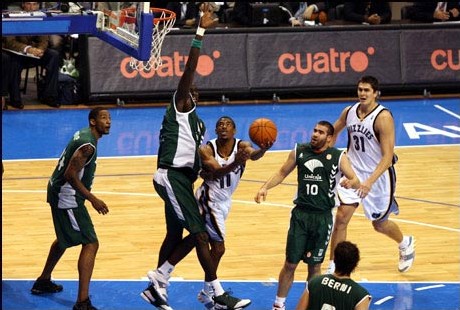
[249,118,277,147]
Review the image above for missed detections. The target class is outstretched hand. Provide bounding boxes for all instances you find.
[199,2,219,29]
[258,140,275,150]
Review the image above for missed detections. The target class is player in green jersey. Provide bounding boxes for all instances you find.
[31,107,111,310]
[141,4,251,310]
[255,120,364,310]
[296,241,371,310]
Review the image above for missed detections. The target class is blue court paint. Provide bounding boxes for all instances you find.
[2,98,459,160]
[2,280,459,310]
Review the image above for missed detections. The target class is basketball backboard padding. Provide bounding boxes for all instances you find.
[2,13,98,35]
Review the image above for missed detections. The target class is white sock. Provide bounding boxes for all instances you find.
[204,281,213,294]
[275,296,286,306]
[157,261,174,278]
[210,279,225,296]
[399,236,409,249]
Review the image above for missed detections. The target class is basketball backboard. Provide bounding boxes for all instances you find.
[1,2,154,61]
[92,2,154,61]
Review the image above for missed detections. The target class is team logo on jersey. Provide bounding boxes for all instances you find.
[326,154,332,160]
[304,159,324,172]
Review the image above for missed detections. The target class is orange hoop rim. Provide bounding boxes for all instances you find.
[150,7,176,24]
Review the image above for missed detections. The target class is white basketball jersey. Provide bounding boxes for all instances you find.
[201,138,245,202]
[345,102,388,173]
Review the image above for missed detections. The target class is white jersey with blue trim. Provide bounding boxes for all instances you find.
[203,138,245,202]
[345,102,389,173]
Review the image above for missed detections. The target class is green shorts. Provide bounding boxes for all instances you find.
[285,206,333,265]
[153,168,205,234]
[50,202,98,249]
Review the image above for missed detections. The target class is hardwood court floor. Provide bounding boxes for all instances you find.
[2,146,459,283]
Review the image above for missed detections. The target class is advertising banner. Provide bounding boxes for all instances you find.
[88,33,249,95]
[87,27,459,99]
[246,30,402,89]
[401,28,460,84]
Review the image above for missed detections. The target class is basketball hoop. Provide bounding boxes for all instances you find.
[129,8,176,72]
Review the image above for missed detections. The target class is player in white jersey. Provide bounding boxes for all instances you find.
[196,116,271,309]
[326,76,415,274]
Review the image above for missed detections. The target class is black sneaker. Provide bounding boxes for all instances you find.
[73,298,98,310]
[213,292,251,309]
[30,279,63,295]
[140,283,172,310]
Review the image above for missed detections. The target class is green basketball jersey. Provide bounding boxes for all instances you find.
[294,143,343,211]
[157,94,206,175]
[307,274,371,310]
[47,127,97,208]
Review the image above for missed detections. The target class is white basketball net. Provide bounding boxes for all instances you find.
[130,9,176,72]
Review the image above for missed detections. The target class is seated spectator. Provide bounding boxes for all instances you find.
[166,2,200,28]
[213,1,236,24]
[343,1,391,25]
[292,2,330,26]
[3,2,61,108]
[407,2,460,23]
[233,2,297,27]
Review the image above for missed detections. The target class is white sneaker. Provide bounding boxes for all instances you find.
[147,270,170,301]
[198,289,215,309]
[398,236,415,272]
[325,262,335,274]
[272,303,285,310]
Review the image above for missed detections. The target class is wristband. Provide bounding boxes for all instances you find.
[191,38,202,49]
[196,26,206,36]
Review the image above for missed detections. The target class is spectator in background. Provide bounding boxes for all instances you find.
[166,2,200,28]
[343,1,391,25]
[407,2,460,23]
[233,2,298,27]
[292,2,329,26]
[2,50,12,110]
[3,2,61,108]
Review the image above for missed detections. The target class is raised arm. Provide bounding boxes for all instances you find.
[199,143,249,180]
[239,140,271,161]
[175,3,217,112]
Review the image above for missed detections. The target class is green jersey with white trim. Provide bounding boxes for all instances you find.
[294,143,344,211]
[47,127,97,208]
[157,92,206,175]
[307,274,371,310]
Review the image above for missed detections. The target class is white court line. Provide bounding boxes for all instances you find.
[374,296,394,305]
[2,145,459,163]
[435,104,460,120]
[2,189,459,233]
[415,284,445,291]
